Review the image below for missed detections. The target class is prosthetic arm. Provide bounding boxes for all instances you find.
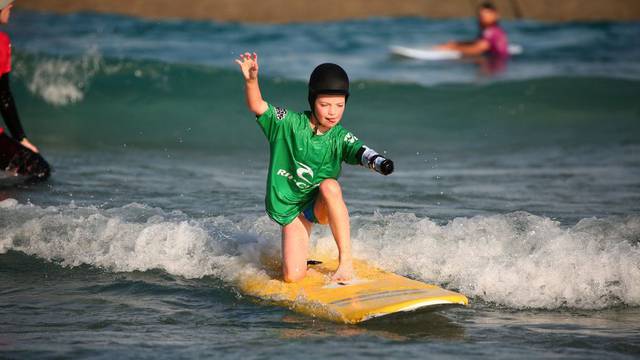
[356,145,394,175]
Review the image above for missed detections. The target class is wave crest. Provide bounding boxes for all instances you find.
[2,200,639,309]
[352,212,640,309]
[15,47,103,106]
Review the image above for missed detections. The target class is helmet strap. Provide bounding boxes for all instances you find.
[310,112,319,135]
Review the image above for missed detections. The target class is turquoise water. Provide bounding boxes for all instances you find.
[1,10,640,359]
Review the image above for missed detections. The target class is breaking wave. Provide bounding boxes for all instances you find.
[2,199,638,310]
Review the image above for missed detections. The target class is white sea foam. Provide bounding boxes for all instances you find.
[0,200,251,280]
[1,199,639,310]
[348,212,640,309]
[24,47,102,106]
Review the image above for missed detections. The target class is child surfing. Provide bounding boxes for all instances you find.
[235,52,393,283]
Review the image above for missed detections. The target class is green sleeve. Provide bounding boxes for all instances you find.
[341,129,364,165]
[256,103,291,142]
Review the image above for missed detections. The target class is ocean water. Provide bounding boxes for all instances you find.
[1,10,640,359]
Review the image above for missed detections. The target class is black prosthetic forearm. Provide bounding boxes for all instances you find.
[356,145,394,175]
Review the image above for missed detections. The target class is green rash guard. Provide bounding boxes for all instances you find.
[256,103,364,226]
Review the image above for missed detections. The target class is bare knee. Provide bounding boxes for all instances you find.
[318,179,342,200]
[281,219,310,283]
[283,266,306,283]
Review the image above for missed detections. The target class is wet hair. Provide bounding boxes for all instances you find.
[479,1,497,11]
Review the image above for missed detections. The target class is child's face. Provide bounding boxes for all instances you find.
[478,8,498,27]
[0,4,12,25]
[313,94,346,130]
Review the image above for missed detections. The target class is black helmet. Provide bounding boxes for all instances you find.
[308,63,350,110]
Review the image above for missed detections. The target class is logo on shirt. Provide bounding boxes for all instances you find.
[277,161,316,190]
[295,161,313,185]
[275,107,288,120]
[344,132,358,144]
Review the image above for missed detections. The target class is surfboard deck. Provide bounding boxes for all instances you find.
[390,44,523,61]
[239,257,468,324]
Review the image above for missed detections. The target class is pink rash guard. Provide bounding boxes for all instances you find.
[482,24,509,57]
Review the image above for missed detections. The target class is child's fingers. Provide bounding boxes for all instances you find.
[235,52,257,68]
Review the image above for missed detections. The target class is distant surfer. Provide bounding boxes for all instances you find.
[236,52,393,282]
[0,0,50,181]
[435,1,509,58]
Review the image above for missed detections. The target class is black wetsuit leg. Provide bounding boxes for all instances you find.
[0,73,26,141]
[0,73,50,181]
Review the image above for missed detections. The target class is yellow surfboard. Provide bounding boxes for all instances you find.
[239,257,468,324]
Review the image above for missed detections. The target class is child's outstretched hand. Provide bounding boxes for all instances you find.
[235,51,267,115]
[235,52,259,82]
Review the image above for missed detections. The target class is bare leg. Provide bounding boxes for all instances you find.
[314,179,353,281]
[281,214,312,283]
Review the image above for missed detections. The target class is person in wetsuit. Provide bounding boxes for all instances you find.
[436,1,509,58]
[0,0,49,180]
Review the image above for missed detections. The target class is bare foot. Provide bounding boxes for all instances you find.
[331,260,353,282]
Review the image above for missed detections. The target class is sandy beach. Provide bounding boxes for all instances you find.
[15,0,640,22]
